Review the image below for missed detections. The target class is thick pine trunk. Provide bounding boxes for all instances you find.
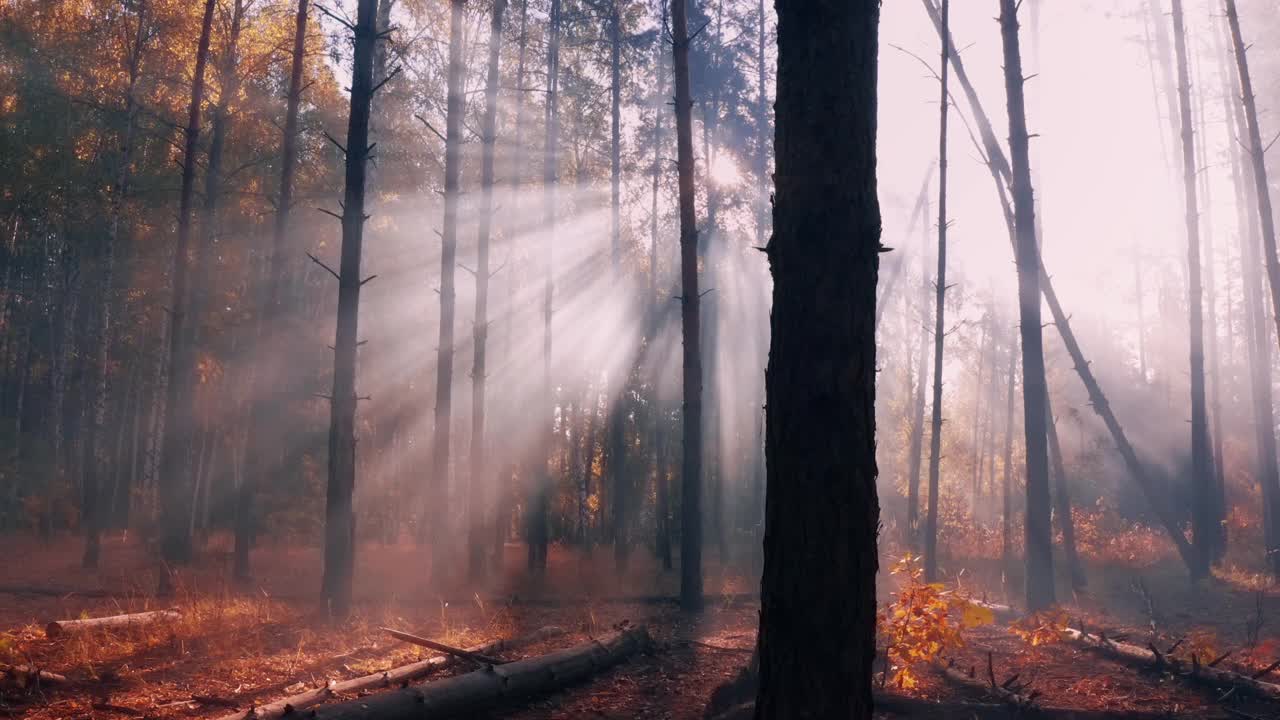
[469,0,507,583]
[1169,0,1213,580]
[322,0,378,618]
[755,2,880,718]
[430,0,466,579]
[923,0,950,586]
[238,0,308,582]
[158,0,217,570]
[999,0,1055,611]
[671,0,702,613]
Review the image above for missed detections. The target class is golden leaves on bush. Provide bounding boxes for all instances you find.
[878,555,972,689]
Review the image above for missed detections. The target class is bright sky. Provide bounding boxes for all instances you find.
[879,0,1235,330]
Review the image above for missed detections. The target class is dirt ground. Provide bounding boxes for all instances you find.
[0,533,1277,719]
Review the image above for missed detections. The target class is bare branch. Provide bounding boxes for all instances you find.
[305,252,340,281]
[415,114,446,142]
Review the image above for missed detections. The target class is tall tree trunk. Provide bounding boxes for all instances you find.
[1225,0,1280,578]
[158,0,217,570]
[1169,0,1213,580]
[922,0,1197,573]
[1195,58,1227,562]
[530,0,562,574]
[755,1,880,716]
[651,0,671,573]
[923,0,950,586]
[970,316,989,511]
[430,0,466,580]
[500,0,529,569]
[607,0,631,572]
[1001,336,1017,596]
[83,0,147,569]
[238,0,308,582]
[999,0,1055,611]
[1045,397,1085,591]
[906,204,930,550]
[469,0,507,583]
[322,0,378,618]
[671,0,702,612]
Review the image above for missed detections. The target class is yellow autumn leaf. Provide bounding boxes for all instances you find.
[958,601,996,628]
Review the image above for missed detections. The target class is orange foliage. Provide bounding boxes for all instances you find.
[1071,503,1175,568]
[878,555,993,689]
[1009,607,1070,647]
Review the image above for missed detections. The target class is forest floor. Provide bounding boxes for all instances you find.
[0,533,1277,719]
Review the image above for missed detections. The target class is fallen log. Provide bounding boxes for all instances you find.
[214,625,564,720]
[380,626,505,665]
[0,662,67,688]
[308,626,651,719]
[45,609,180,638]
[1066,628,1280,702]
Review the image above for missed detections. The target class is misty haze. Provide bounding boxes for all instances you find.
[0,0,1279,718]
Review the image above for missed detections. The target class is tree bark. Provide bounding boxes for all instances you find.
[754,1,880,718]
[322,0,379,618]
[671,0,702,613]
[238,0,308,583]
[999,0,1055,611]
[923,0,950,586]
[1169,0,1213,580]
[158,0,217,569]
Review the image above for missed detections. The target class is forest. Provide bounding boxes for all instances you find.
[2,0,1280,717]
